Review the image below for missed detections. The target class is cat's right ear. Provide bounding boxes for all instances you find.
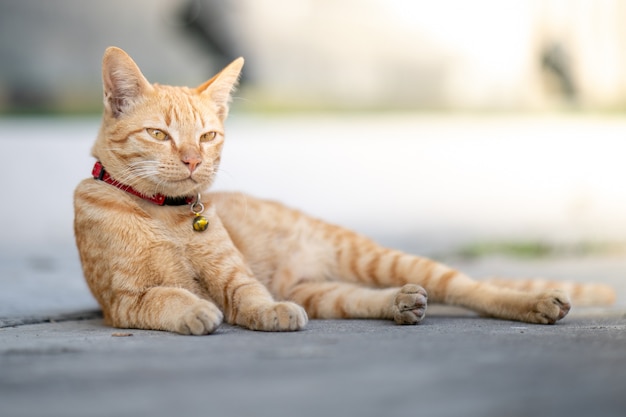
[196,57,244,121]
[102,47,153,117]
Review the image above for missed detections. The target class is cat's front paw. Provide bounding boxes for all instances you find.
[525,290,571,324]
[392,284,428,325]
[249,302,308,332]
[176,300,223,335]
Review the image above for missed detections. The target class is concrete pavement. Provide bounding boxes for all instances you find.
[1,312,625,417]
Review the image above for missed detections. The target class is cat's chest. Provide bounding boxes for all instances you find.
[141,202,222,245]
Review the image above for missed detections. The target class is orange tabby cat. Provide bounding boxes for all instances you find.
[74,47,615,335]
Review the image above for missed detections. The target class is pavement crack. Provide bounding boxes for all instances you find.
[2,346,82,356]
[0,309,102,329]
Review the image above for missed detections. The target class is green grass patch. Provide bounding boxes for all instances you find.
[455,241,626,260]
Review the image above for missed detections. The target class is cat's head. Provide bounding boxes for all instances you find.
[92,46,243,198]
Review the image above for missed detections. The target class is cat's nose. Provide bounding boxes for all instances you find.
[182,155,202,173]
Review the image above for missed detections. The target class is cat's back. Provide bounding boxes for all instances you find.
[209,191,313,236]
[208,191,340,278]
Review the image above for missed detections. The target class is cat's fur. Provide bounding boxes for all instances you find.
[74,47,616,334]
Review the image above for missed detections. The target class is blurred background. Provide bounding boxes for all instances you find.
[1,0,626,260]
[3,0,626,113]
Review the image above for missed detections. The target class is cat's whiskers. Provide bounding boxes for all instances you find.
[114,162,160,190]
[212,167,237,187]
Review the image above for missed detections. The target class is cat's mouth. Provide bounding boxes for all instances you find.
[175,176,195,182]
[169,172,198,183]
[162,167,214,192]
[162,174,206,196]
[186,175,202,185]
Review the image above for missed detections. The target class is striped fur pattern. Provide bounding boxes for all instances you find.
[74,47,615,335]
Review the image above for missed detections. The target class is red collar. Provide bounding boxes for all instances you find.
[92,161,194,206]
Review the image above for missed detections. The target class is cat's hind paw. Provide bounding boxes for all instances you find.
[392,284,428,325]
[176,300,223,335]
[525,289,571,324]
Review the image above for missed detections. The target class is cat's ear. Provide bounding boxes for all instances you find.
[196,57,244,120]
[101,47,153,117]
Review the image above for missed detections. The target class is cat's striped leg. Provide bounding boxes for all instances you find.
[328,231,571,324]
[380,254,570,324]
[484,277,616,307]
[222,281,309,332]
[107,287,223,335]
[206,267,308,332]
[286,281,428,324]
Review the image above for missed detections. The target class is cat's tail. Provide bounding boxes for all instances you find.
[483,278,616,307]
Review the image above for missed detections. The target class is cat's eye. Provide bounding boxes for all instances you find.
[200,131,217,143]
[146,128,169,141]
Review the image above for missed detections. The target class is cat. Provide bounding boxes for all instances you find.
[74,47,616,335]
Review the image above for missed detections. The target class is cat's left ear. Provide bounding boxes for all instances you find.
[197,57,244,121]
[102,47,153,118]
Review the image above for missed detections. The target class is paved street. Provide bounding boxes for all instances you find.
[1,307,625,417]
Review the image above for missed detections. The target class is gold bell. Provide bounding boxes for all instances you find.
[192,214,208,232]
[190,194,208,232]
